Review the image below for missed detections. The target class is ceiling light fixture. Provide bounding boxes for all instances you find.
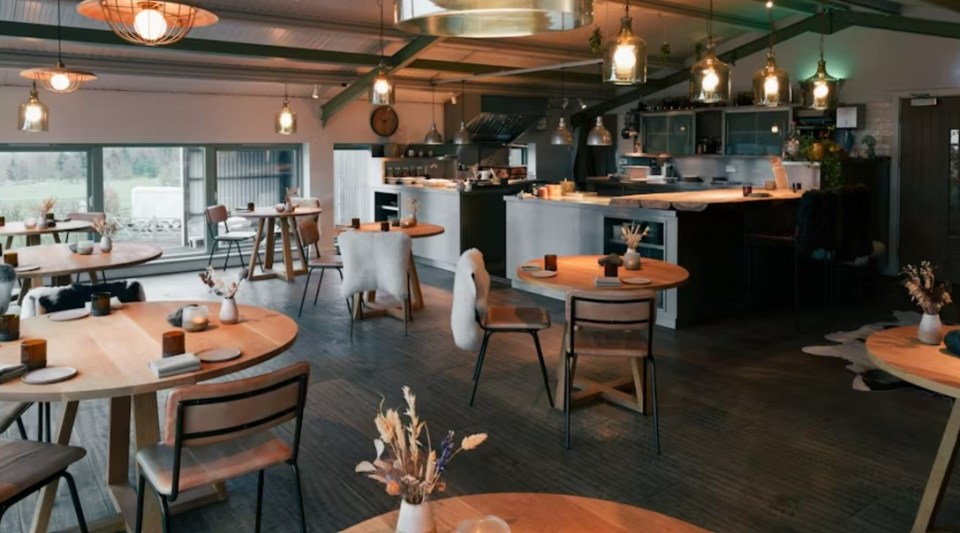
[19,81,49,133]
[551,68,573,145]
[802,5,839,110]
[424,82,444,144]
[311,84,321,99]
[752,4,791,106]
[689,0,730,104]
[587,116,612,146]
[370,0,395,105]
[602,1,646,85]
[276,84,297,135]
[21,0,97,93]
[394,0,594,38]
[452,80,471,145]
[77,0,218,46]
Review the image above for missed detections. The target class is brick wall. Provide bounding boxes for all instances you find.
[852,102,895,157]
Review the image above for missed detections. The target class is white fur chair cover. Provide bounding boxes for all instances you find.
[338,231,411,301]
[451,249,490,351]
[19,286,71,318]
[0,265,14,315]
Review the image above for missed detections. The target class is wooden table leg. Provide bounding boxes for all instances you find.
[289,219,308,276]
[913,399,960,533]
[29,401,79,533]
[4,236,11,250]
[408,253,424,311]
[52,233,61,244]
[278,218,296,282]
[246,219,266,281]
[552,328,648,414]
[264,218,277,271]
[27,235,41,246]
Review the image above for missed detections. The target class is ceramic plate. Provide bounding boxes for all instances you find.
[14,265,40,272]
[528,270,557,278]
[196,347,242,363]
[23,366,78,385]
[47,308,90,322]
[622,277,652,285]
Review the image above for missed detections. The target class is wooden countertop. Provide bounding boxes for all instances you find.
[505,188,800,211]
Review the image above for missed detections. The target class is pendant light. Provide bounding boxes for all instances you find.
[587,116,613,146]
[452,81,471,145]
[752,5,791,106]
[21,0,97,93]
[395,0,594,38]
[275,84,296,135]
[551,69,573,145]
[19,82,49,133]
[370,0,395,106]
[76,0,218,46]
[689,0,730,104]
[802,6,839,110]
[602,1,647,85]
[424,82,444,144]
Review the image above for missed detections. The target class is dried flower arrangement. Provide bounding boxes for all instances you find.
[356,386,487,505]
[406,197,420,216]
[902,261,952,315]
[39,198,56,216]
[199,266,247,299]
[92,217,119,237]
[620,223,650,250]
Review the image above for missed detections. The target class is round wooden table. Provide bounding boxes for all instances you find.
[516,255,690,292]
[234,206,323,282]
[0,301,299,533]
[356,222,445,239]
[343,493,708,532]
[866,325,960,533]
[0,220,94,248]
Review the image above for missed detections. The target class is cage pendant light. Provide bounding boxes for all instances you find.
[602,1,647,85]
[689,0,730,104]
[370,0,396,105]
[19,81,49,133]
[21,0,97,93]
[752,6,791,106]
[452,81,471,145]
[276,84,297,135]
[76,0,218,46]
[424,83,444,144]
[552,69,573,145]
[802,7,839,110]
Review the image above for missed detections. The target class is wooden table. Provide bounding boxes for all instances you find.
[517,255,690,414]
[13,242,163,302]
[234,206,322,282]
[343,492,708,532]
[0,301,299,533]
[0,220,94,249]
[866,325,960,533]
[351,222,445,320]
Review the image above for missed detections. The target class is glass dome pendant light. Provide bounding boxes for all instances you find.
[602,0,647,85]
[452,80,472,145]
[752,4,791,106]
[423,82,444,144]
[369,0,395,106]
[19,81,49,133]
[551,68,573,145]
[275,83,297,135]
[20,0,97,93]
[588,63,612,146]
[802,7,839,110]
[689,0,730,104]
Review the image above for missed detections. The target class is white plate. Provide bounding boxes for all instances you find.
[47,308,90,322]
[14,265,40,272]
[622,277,652,285]
[528,270,557,278]
[196,347,242,363]
[23,366,77,385]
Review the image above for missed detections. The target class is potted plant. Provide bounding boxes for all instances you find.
[199,266,247,324]
[38,198,56,229]
[620,223,649,270]
[902,261,953,345]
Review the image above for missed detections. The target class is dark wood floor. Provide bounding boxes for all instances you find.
[2,266,957,532]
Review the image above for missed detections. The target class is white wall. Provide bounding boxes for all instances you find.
[0,86,441,249]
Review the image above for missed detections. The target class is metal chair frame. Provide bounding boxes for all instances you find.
[204,207,253,271]
[0,470,88,532]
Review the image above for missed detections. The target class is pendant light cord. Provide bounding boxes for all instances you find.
[378,0,385,58]
[707,0,713,41]
[767,5,775,52]
[56,0,63,62]
[460,80,466,122]
[819,1,826,60]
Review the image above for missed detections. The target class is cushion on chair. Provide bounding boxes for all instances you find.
[451,249,490,351]
[308,255,343,268]
[338,231,411,301]
[136,432,292,496]
[483,306,550,331]
[0,438,86,503]
[214,231,256,241]
[0,265,14,315]
[565,327,650,358]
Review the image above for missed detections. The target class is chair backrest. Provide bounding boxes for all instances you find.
[338,230,411,300]
[298,220,320,255]
[290,197,321,223]
[163,362,309,498]
[565,289,657,352]
[837,184,873,261]
[66,212,105,224]
[205,205,229,231]
[795,189,839,254]
[0,265,14,315]
[451,249,490,351]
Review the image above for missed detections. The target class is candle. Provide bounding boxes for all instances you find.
[162,331,186,358]
[380,221,390,232]
[3,251,17,268]
[76,240,94,255]
[604,263,619,278]
[0,314,19,342]
[0,216,5,226]
[21,339,46,370]
[90,292,111,317]
[351,218,361,229]
[181,305,209,333]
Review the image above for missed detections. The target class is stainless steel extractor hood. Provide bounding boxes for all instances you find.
[444,94,547,145]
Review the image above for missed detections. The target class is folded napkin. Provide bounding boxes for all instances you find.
[520,264,541,272]
[0,364,27,384]
[149,353,201,378]
[594,276,622,288]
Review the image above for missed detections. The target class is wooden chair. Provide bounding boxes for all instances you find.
[135,362,310,533]
[563,289,659,452]
[296,220,345,317]
[0,438,89,532]
[338,231,412,336]
[204,205,257,270]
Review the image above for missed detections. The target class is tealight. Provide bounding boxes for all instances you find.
[182,305,209,332]
[76,240,95,255]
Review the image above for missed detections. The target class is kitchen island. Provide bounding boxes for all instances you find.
[506,188,801,328]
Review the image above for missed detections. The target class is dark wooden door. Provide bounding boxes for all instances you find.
[900,97,960,281]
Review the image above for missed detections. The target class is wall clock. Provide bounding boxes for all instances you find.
[370,106,399,137]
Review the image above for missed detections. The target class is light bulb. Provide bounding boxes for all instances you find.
[813,81,829,99]
[24,104,43,123]
[613,44,637,70]
[702,70,720,92]
[49,73,71,92]
[765,0,773,7]
[771,124,780,133]
[374,77,391,95]
[279,111,293,128]
[764,76,779,96]
[134,8,168,42]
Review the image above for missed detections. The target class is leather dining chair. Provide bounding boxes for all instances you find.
[296,219,345,317]
[205,205,257,270]
[135,362,310,533]
[0,438,89,532]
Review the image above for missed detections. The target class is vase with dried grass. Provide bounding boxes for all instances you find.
[902,261,952,345]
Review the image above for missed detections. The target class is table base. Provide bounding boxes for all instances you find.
[246,217,309,282]
[554,353,650,415]
[912,399,960,532]
[353,253,425,322]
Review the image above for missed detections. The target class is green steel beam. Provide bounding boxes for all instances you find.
[750,0,850,14]
[834,11,960,39]
[606,0,771,30]
[830,0,901,14]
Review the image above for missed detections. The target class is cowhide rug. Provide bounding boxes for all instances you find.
[802,310,925,391]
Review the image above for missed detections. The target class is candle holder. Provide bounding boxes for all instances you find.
[604,263,619,278]
[162,331,186,358]
[0,314,19,342]
[380,221,390,232]
[791,182,802,193]
[21,339,46,370]
[45,213,56,228]
[181,305,209,333]
[3,251,18,268]
[544,254,558,272]
[90,292,111,317]
[742,185,753,197]
[351,218,361,229]
[0,216,5,227]
[23,218,37,230]
[247,202,255,211]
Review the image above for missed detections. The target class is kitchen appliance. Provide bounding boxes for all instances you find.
[443,94,547,145]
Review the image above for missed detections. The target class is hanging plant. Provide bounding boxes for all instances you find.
[588,27,603,55]
[659,42,671,65]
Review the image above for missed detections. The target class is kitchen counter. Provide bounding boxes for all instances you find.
[506,188,800,212]
[375,182,532,196]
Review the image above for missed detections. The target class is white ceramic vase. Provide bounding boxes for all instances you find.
[219,297,239,325]
[396,500,436,533]
[99,236,113,253]
[623,247,641,270]
[918,313,943,345]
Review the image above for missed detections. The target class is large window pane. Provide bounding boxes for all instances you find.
[215,148,300,209]
[0,150,89,245]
